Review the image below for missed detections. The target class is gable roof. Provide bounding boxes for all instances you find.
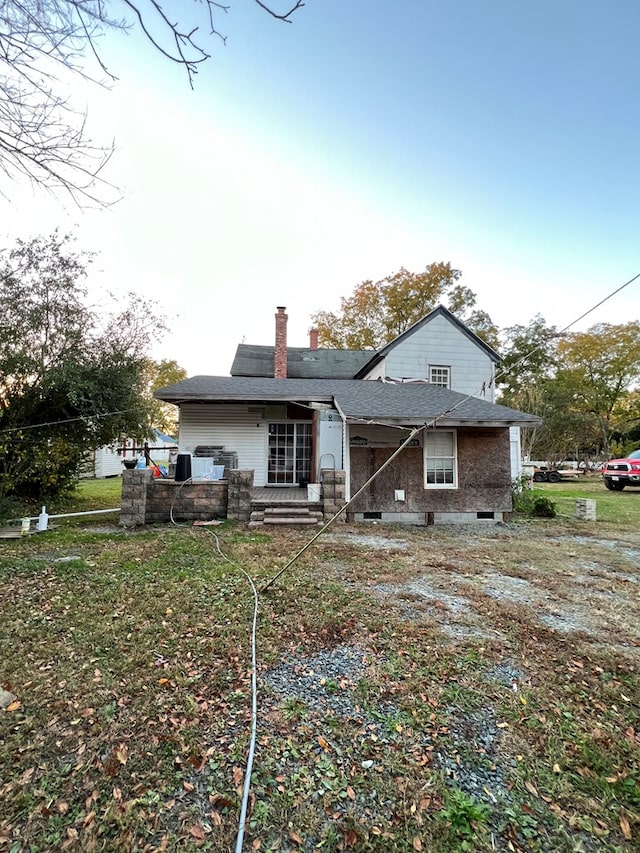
[231,344,372,379]
[354,304,500,379]
[155,376,541,428]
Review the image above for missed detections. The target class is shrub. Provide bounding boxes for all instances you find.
[512,476,557,518]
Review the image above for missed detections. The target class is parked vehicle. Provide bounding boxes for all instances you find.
[601,449,640,491]
[532,466,583,484]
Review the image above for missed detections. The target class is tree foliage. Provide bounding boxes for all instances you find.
[0,0,304,204]
[497,315,560,400]
[311,263,499,350]
[556,322,640,456]
[146,358,187,435]
[0,232,160,500]
[498,316,640,461]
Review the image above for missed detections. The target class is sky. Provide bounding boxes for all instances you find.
[1,0,639,376]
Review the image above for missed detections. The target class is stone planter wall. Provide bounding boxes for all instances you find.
[226,470,254,522]
[321,468,347,522]
[121,469,232,526]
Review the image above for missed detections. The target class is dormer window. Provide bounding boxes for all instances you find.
[430,366,451,388]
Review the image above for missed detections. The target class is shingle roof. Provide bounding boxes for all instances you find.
[230,344,372,379]
[155,376,541,427]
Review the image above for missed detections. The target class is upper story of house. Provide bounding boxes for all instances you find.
[230,305,500,403]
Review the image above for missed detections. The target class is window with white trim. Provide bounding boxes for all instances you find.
[429,366,451,388]
[424,430,457,489]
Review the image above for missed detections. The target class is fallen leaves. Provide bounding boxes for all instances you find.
[620,814,632,841]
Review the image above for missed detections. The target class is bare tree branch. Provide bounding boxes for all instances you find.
[0,0,304,206]
[252,0,304,22]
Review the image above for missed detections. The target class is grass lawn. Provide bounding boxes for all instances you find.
[0,478,638,852]
[535,475,640,525]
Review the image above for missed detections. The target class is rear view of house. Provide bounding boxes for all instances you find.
[153,306,540,525]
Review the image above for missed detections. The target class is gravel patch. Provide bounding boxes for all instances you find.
[322,533,410,550]
[263,644,372,721]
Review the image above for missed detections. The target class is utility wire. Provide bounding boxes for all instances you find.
[557,271,640,334]
[491,269,640,392]
[0,409,138,435]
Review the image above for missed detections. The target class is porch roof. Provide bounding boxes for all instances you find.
[155,376,542,428]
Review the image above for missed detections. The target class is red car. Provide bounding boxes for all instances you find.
[601,449,640,491]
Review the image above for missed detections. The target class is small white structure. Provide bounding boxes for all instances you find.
[83,430,178,478]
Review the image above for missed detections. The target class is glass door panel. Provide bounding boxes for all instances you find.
[268,423,311,485]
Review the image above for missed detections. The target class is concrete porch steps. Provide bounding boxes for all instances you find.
[249,506,324,528]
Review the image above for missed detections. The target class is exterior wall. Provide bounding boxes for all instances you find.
[346,427,512,522]
[361,313,496,401]
[93,446,125,478]
[179,403,269,485]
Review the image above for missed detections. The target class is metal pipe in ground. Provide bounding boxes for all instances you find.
[25,507,121,525]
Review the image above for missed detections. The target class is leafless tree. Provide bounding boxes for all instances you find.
[0,0,304,206]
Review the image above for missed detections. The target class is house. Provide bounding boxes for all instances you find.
[153,306,540,525]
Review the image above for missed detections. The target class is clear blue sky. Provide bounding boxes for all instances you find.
[1,0,638,375]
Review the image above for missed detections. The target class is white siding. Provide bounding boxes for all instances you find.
[179,404,269,485]
[364,358,386,380]
[362,314,496,401]
[93,447,124,478]
[509,426,522,480]
[318,409,344,473]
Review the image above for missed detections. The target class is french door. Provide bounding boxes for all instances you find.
[267,422,312,485]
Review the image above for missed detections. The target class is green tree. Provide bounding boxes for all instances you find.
[496,315,560,402]
[0,232,160,500]
[0,0,303,203]
[146,359,187,435]
[311,263,498,350]
[556,322,640,457]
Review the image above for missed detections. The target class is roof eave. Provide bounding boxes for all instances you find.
[344,417,542,428]
[155,393,336,405]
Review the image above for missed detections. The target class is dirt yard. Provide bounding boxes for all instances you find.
[1,516,638,851]
[320,522,640,663]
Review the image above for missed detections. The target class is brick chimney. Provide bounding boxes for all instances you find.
[274,306,288,378]
[309,327,319,350]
